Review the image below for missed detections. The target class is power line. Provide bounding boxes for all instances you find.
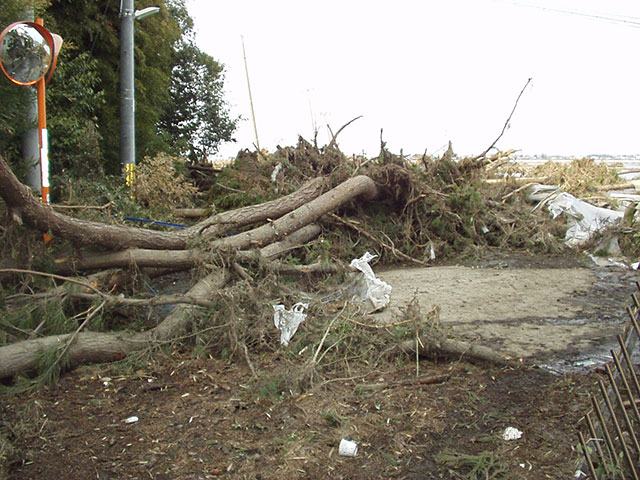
[494,0,640,29]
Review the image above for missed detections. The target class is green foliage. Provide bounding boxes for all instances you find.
[47,49,104,179]
[159,2,237,161]
[37,0,236,175]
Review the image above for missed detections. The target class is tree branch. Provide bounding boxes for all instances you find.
[473,77,532,161]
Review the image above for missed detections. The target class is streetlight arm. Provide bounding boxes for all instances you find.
[135,7,160,20]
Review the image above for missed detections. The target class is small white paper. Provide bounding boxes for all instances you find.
[502,426,522,441]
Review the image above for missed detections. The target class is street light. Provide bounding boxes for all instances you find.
[135,7,160,20]
[119,0,159,188]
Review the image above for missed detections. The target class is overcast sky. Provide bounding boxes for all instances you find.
[187,0,640,159]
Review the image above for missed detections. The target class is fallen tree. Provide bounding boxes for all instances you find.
[0,140,530,382]
[0,149,385,379]
[0,154,328,250]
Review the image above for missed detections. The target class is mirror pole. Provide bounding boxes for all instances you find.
[35,18,51,243]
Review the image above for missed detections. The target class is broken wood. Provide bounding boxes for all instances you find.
[0,222,331,379]
[596,181,639,192]
[400,337,516,366]
[355,373,450,391]
[0,269,230,379]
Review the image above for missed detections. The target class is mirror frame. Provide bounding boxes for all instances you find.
[0,21,55,86]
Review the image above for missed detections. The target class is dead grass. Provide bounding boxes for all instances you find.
[531,157,621,197]
[133,153,199,208]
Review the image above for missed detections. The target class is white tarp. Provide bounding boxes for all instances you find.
[529,185,623,246]
[349,252,392,311]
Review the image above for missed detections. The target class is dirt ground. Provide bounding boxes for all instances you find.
[377,251,638,371]
[2,251,639,480]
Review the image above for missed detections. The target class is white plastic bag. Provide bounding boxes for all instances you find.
[528,185,623,246]
[349,252,392,311]
[546,192,622,246]
[273,302,308,346]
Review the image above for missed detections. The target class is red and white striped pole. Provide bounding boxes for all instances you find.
[36,18,51,242]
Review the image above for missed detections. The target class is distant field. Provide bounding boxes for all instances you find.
[514,156,640,180]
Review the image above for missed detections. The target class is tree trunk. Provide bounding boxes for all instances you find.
[52,176,376,273]
[0,154,325,250]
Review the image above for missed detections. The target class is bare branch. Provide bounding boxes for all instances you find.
[474,77,532,161]
[327,115,363,150]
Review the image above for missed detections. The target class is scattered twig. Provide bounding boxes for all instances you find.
[0,268,103,296]
[1,268,218,309]
[501,182,539,203]
[68,292,217,309]
[50,201,114,211]
[355,373,450,391]
[310,305,346,367]
[346,305,439,329]
[49,301,106,374]
[214,183,248,194]
[329,213,429,266]
[241,342,258,378]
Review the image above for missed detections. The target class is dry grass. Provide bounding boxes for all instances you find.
[531,158,621,197]
[132,153,199,208]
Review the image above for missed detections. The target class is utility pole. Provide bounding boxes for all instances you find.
[119,2,159,187]
[22,5,40,192]
[120,0,135,187]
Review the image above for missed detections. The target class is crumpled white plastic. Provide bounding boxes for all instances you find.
[271,163,283,182]
[349,252,392,311]
[529,185,623,246]
[273,302,308,346]
[502,426,523,441]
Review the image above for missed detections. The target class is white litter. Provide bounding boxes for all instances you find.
[632,262,640,270]
[338,438,358,457]
[349,252,392,311]
[270,163,283,182]
[588,255,629,269]
[124,416,139,424]
[428,243,436,261]
[502,426,523,441]
[529,185,623,246]
[273,302,308,346]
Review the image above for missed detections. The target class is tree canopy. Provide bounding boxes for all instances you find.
[0,0,236,179]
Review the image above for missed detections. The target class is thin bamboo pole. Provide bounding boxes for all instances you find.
[241,35,260,155]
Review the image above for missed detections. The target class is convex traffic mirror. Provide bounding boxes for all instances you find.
[0,22,59,85]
